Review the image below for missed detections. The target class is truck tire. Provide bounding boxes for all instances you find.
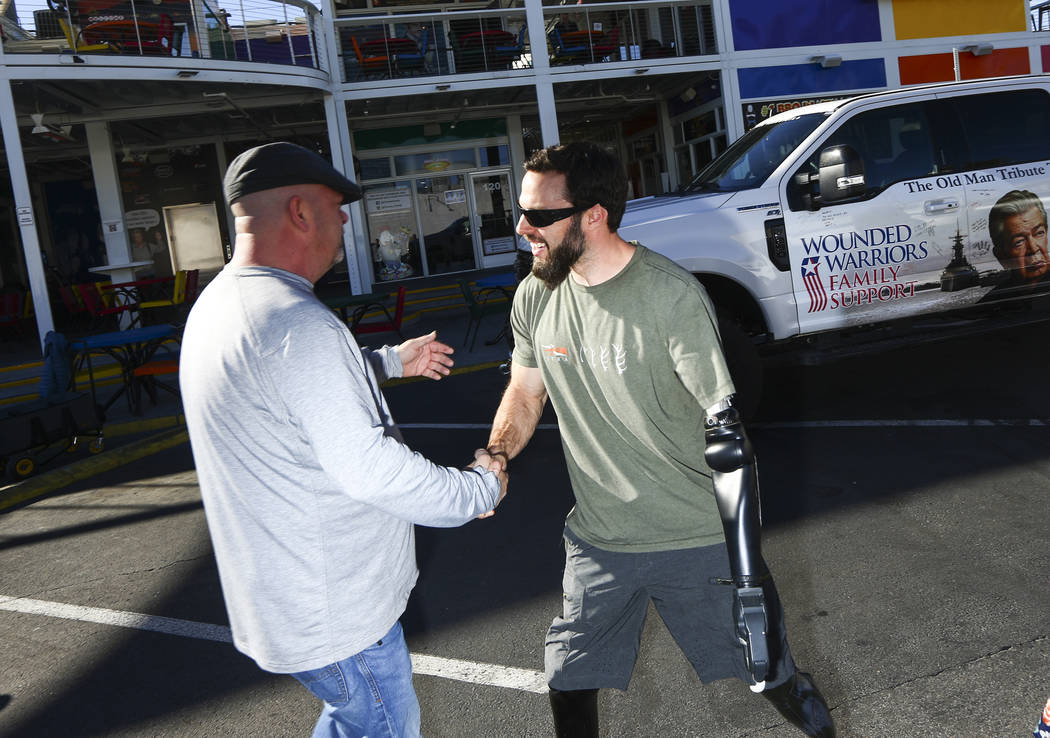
[717,317,763,420]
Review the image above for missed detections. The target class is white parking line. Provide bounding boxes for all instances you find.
[0,595,548,694]
[754,418,1050,428]
[399,419,1050,430]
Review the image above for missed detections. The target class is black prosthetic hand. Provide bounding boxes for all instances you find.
[704,397,770,688]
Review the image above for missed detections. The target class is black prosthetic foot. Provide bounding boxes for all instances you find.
[762,670,835,737]
[549,687,599,738]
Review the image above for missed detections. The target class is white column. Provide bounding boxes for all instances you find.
[85,121,133,282]
[326,93,368,294]
[658,98,676,192]
[213,138,234,262]
[526,0,559,147]
[0,80,54,349]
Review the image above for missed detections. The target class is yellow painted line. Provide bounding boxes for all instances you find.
[0,376,39,390]
[0,374,124,406]
[0,427,189,512]
[0,360,42,375]
[105,414,186,438]
[382,359,505,387]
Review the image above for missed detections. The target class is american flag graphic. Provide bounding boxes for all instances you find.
[801,256,827,312]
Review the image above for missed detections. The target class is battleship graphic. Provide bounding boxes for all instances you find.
[940,227,979,292]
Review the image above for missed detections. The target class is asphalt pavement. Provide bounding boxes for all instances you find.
[1,318,1048,737]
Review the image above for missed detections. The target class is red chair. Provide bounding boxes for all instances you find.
[58,285,90,330]
[75,281,140,328]
[591,27,620,61]
[82,13,175,56]
[126,13,175,56]
[351,36,391,78]
[0,291,24,333]
[352,286,406,340]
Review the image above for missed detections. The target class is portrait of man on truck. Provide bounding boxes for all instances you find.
[989,189,1050,288]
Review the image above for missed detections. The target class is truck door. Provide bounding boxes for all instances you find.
[781,100,970,335]
[936,87,1050,304]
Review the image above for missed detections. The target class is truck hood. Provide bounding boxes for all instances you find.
[620,191,737,231]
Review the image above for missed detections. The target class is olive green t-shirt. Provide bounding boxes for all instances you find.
[511,244,735,552]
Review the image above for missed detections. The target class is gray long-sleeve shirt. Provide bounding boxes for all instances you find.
[180,266,500,673]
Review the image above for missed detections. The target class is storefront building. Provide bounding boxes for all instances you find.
[0,0,1046,346]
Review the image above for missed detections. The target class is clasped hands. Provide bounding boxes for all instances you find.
[470,447,508,519]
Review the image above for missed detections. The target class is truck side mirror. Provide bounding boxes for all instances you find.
[818,144,865,203]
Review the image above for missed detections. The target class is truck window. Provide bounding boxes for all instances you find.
[682,112,827,193]
[789,102,936,209]
[941,89,1050,170]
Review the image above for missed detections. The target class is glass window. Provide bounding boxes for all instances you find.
[362,183,421,281]
[683,110,717,141]
[808,102,936,192]
[479,145,509,167]
[394,148,476,176]
[944,89,1050,170]
[675,145,692,182]
[685,111,826,193]
[694,140,714,170]
[358,157,392,180]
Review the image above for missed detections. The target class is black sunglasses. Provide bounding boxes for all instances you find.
[519,202,594,228]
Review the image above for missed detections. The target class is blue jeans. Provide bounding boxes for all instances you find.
[291,622,422,738]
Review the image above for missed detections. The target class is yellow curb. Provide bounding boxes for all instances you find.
[106,414,186,438]
[382,360,505,387]
[0,427,189,512]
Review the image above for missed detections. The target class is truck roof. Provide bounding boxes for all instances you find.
[761,72,1050,127]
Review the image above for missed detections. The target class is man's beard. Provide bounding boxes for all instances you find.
[532,215,585,290]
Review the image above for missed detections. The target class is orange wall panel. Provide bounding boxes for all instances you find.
[893,0,1027,40]
[899,48,1030,85]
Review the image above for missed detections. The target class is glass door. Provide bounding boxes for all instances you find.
[416,174,475,276]
[469,171,517,258]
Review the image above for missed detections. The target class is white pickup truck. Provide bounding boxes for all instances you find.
[619,75,1050,414]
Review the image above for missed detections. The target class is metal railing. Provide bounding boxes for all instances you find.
[4,0,325,71]
[3,0,715,77]
[543,0,717,66]
[334,5,531,83]
[333,0,717,84]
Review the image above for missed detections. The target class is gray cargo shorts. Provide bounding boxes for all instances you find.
[544,526,796,692]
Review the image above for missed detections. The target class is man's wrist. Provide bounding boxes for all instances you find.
[486,448,509,464]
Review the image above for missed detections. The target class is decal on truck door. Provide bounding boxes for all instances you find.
[785,90,1050,333]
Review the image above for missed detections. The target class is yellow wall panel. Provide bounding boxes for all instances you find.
[893,0,1027,40]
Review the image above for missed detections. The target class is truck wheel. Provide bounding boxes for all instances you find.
[7,456,36,480]
[718,318,763,420]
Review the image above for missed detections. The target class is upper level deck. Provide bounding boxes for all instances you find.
[0,0,719,86]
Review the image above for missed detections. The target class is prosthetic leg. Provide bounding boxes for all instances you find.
[549,687,599,738]
[704,397,835,738]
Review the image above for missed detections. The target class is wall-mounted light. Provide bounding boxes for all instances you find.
[952,43,994,81]
[176,70,199,78]
[634,67,649,74]
[435,84,451,91]
[809,54,842,68]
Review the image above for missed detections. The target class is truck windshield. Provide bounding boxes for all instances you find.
[682,112,828,193]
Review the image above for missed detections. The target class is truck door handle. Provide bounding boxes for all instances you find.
[924,199,959,214]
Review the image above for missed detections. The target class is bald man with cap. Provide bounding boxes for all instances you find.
[180,142,506,738]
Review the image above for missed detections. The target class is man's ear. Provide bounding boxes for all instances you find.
[583,203,608,232]
[286,194,311,232]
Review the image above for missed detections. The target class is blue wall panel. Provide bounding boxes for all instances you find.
[737,59,887,99]
[730,0,881,51]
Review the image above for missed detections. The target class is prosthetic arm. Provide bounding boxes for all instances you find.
[704,395,770,690]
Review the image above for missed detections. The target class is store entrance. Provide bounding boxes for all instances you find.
[418,174,474,276]
[469,170,517,259]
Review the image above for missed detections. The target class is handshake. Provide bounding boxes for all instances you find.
[469,447,508,519]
